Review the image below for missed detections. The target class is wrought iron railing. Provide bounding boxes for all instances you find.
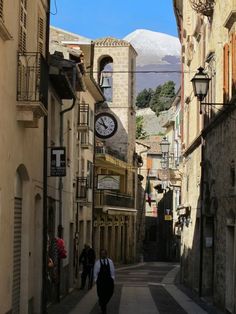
[189,0,215,16]
[95,190,134,208]
[95,146,126,162]
[17,52,48,105]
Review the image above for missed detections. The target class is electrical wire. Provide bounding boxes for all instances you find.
[87,70,182,74]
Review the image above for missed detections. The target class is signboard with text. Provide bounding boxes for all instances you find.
[97,175,120,190]
[50,147,66,177]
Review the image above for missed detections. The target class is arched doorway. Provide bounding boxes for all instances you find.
[12,165,29,314]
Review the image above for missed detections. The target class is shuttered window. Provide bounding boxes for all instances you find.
[19,0,27,52]
[223,43,229,102]
[0,0,3,21]
[38,16,44,55]
[231,33,236,96]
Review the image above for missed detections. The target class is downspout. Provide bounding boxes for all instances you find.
[58,65,77,236]
[42,0,50,312]
[199,134,205,297]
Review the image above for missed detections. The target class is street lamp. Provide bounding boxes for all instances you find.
[191,67,210,102]
[191,67,236,114]
[160,136,170,154]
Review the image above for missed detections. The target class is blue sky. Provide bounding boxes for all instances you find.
[50,0,178,39]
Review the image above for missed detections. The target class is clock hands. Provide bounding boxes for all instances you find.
[98,118,108,129]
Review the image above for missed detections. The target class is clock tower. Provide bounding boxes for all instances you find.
[93,37,137,172]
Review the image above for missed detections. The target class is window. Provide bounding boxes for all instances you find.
[19,0,27,52]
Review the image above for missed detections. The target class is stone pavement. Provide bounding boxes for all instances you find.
[48,262,223,314]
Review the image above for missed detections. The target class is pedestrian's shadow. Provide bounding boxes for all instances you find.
[90,284,122,314]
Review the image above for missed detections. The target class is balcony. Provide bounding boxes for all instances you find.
[17,52,48,127]
[96,146,126,162]
[189,0,215,17]
[95,190,134,209]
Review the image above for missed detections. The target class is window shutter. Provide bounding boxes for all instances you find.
[231,33,236,96]
[0,0,3,21]
[19,0,27,52]
[223,43,229,102]
[147,157,152,170]
[38,16,44,55]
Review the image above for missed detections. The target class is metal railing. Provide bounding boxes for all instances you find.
[17,52,48,105]
[95,146,126,162]
[95,190,134,208]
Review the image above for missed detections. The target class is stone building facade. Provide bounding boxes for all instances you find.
[0,0,49,313]
[174,0,236,312]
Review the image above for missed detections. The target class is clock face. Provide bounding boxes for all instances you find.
[95,113,118,139]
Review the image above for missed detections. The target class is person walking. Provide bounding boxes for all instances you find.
[94,249,115,314]
[79,244,96,289]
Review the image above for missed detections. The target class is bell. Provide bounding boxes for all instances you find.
[100,76,111,89]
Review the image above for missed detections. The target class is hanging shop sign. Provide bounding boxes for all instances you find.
[50,147,66,177]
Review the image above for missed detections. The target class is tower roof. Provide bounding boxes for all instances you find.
[94,37,131,47]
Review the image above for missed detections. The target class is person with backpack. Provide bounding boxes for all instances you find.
[79,243,96,289]
[93,249,115,314]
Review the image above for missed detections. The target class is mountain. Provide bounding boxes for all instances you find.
[123,29,181,93]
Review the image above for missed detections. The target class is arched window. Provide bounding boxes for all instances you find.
[98,56,113,102]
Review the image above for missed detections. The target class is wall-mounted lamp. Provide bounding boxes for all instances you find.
[191,67,210,102]
[191,67,235,114]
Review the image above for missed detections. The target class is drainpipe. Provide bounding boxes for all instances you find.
[199,136,205,297]
[42,0,50,313]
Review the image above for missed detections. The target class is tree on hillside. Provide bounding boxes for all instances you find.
[149,85,162,114]
[149,81,176,116]
[136,88,154,108]
[136,116,147,139]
